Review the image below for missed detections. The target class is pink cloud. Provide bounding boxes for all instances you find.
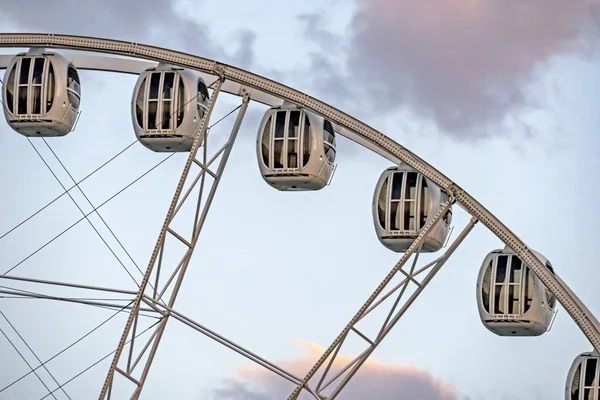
[210,341,465,399]
[311,0,600,139]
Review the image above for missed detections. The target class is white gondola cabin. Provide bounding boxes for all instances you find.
[131,63,210,152]
[2,48,81,137]
[566,351,600,400]
[372,165,452,253]
[476,246,557,336]
[256,102,336,191]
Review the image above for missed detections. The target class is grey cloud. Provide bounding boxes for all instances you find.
[1,0,255,69]
[299,0,600,140]
[298,13,342,51]
[209,342,466,400]
[231,30,258,70]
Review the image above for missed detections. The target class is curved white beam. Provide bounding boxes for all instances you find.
[0,53,284,108]
[0,52,396,166]
[0,53,155,75]
[0,33,597,358]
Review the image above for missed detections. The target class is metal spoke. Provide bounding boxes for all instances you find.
[0,325,58,399]
[2,153,176,276]
[0,309,72,399]
[0,140,137,242]
[26,138,144,289]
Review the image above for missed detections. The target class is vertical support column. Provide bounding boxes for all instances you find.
[98,78,238,399]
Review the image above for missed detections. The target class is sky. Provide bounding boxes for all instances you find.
[0,1,599,399]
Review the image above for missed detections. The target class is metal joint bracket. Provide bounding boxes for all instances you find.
[241,91,251,103]
[212,63,227,80]
[444,183,462,199]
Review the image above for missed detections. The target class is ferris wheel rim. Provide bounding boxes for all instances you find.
[0,29,597,347]
[0,32,598,399]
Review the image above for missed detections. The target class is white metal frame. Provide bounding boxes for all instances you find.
[0,33,597,400]
[139,70,184,132]
[269,109,305,171]
[567,351,600,400]
[580,357,600,400]
[383,170,427,233]
[489,254,530,317]
[291,200,471,399]
[322,120,336,165]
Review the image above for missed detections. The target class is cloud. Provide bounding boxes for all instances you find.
[210,341,466,400]
[6,0,597,143]
[0,0,255,69]
[300,0,600,140]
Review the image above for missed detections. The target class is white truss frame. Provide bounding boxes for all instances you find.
[0,33,597,400]
[289,212,478,400]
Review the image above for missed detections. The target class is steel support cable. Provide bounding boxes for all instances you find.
[0,309,72,399]
[207,104,241,130]
[42,138,145,280]
[27,138,143,289]
[0,140,137,242]
[0,74,234,247]
[0,324,58,399]
[23,96,203,292]
[38,320,162,400]
[1,86,224,305]
[29,81,225,285]
[0,88,142,287]
[0,69,208,248]
[0,300,136,394]
[2,99,246,280]
[2,152,176,276]
[37,100,239,283]
[0,77,217,244]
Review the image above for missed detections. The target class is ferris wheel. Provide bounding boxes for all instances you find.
[0,33,597,400]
